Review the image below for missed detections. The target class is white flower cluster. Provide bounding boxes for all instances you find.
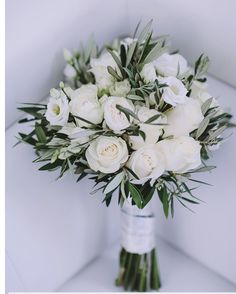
[45,45,217,184]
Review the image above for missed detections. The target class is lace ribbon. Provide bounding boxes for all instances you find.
[121,202,155,254]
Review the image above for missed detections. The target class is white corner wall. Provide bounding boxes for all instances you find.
[127,0,236,88]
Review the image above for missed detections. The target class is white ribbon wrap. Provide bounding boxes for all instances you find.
[121,202,155,254]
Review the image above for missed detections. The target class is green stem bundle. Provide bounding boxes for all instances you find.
[115,247,161,292]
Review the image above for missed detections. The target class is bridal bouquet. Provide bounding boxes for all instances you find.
[17,21,233,291]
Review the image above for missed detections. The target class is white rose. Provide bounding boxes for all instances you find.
[90,52,117,91]
[160,76,188,106]
[104,96,134,132]
[126,145,165,184]
[154,53,188,77]
[190,81,218,107]
[157,136,201,173]
[64,64,77,79]
[109,79,131,97]
[164,98,204,137]
[85,136,128,173]
[45,90,69,126]
[69,84,103,128]
[129,106,167,150]
[140,63,157,83]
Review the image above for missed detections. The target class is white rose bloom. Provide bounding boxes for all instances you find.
[157,136,202,173]
[164,98,204,137]
[64,64,77,79]
[129,106,167,150]
[85,136,128,173]
[104,96,134,132]
[154,53,188,77]
[90,52,117,91]
[45,90,69,126]
[190,81,218,107]
[161,76,188,106]
[109,79,131,97]
[140,63,157,83]
[126,145,165,184]
[69,84,103,128]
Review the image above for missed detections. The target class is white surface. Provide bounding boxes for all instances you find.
[127,0,236,88]
[59,237,236,292]
[5,0,128,128]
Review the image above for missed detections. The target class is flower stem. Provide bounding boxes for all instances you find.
[150,248,161,289]
[115,247,161,292]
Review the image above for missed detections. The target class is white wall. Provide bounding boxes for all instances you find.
[5,0,128,128]
[127,0,236,88]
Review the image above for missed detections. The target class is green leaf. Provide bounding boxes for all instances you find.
[107,49,123,75]
[125,167,139,180]
[178,196,199,204]
[120,44,126,66]
[35,124,47,143]
[201,97,213,115]
[194,54,210,77]
[189,165,216,173]
[162,187,169,218]
[138,32,153,63]
[143,186,155,207]
[125,41,137,66]
[142,41,166,65]
[207,125,227,141]
[18,130,37,146]
[137,20,153,44]
[18,117,37,124]
[76,172,87,182]
[126,94,144,101]
[158,186,169,218]
[196,117,210,138]
[21,102,46,107]
[103,171,124,194]
[128,182,143,208]
[102,192,113,207]
[189,178,212,186]
[73,115,102,128]
[116,105,139,121]
[139,130,146,141]
[39,160,62,171]
[17,107,44,119]
[107,66,122,81]
[144,114,161,124]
